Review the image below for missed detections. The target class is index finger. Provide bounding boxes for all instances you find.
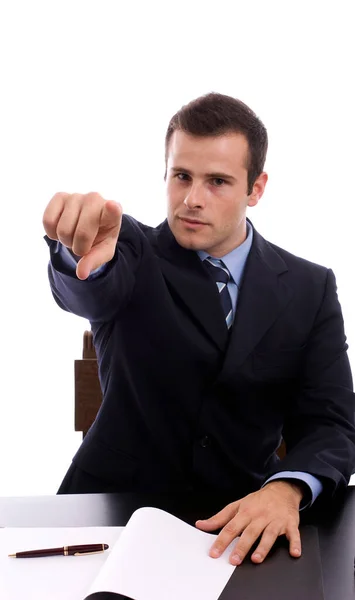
[43,192,70,239]
[209,513,250,559]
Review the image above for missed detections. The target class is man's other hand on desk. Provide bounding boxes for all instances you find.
[195,480,303,565]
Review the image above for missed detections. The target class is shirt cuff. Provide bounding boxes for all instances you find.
[263,471,323,510]
[86,263,109,280]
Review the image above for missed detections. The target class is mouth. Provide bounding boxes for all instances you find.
[179,217,208,227]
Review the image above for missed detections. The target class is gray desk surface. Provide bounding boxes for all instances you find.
[1,488,354,599]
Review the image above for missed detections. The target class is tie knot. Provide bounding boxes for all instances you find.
[204,257,230,285]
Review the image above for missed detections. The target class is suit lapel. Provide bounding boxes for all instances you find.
[225,227,294,370]
[155,220,229,351]
[153,219,294,361]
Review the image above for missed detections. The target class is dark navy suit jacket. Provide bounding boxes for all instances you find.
[46,216,355,499]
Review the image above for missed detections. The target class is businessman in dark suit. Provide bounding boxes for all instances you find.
[43,92,355,566]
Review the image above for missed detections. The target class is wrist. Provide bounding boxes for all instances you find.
[264,479,305,505]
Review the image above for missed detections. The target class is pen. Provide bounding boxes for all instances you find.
[8,543,109,558]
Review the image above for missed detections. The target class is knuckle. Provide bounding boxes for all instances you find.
[56,224,69,238]
[56,226,72,245]
[239,505,251,518]
[224,521,238,535]
[256,542,269,554]
[234,543,247,558]
[43,192,70,233]
[288,525,300,538]
[289,524,300,537]
[245,524,260,538]
[42,214,56,231]
[51,191,69,203]
[67,192,85,208]
[257,507,268,520]
[266,525,280,537]
[85,191,104,205]
[286,515,299,529]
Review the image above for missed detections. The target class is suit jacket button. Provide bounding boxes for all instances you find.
[200,435,211,448]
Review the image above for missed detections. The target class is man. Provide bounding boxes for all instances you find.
[43,92,355,567]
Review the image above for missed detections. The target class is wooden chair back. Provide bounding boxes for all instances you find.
[74,331,102,437]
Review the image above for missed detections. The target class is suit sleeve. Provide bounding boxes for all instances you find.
[269,268,355,497]
[45,215,144,323]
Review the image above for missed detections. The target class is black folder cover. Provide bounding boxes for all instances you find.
[84,526,324,600]
[219,525,324,600]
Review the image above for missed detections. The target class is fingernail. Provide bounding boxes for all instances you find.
[252,553,262,562]
[210,547,221,557]
[231,554,241,565]
[293,548,301,557]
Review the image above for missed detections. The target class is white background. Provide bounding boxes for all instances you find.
[0,0,354,495]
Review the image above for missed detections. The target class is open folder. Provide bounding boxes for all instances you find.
[1,507,235,600]
[1,506,325,600]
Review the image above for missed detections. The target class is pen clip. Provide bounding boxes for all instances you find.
[74,550,106,556]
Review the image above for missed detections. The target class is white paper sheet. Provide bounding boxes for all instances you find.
[88,507,235,600]
[0,526,123,600]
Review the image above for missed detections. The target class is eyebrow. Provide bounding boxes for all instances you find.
[170,167,237,182]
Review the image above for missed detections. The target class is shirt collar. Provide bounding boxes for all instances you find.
[197,221,253,288]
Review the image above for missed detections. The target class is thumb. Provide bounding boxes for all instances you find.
[76,237,117,280]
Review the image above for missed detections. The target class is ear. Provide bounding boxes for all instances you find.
[247,172,268,207]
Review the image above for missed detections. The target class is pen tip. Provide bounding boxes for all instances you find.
[104,544,109,550]
[8,554,16,558]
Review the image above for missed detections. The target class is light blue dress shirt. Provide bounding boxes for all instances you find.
[197,222,323,508]
[54,223,323,507]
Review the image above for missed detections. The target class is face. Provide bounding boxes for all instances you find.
[166,131,268,257]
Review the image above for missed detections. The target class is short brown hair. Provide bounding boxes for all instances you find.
[164,92,268,194]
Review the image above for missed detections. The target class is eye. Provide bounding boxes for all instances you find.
[212,178,226,186]
[176,173,190,181]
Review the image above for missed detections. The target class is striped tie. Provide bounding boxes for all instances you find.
[204,257,233,329]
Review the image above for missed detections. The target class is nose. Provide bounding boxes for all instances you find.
[183,183,206,210]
